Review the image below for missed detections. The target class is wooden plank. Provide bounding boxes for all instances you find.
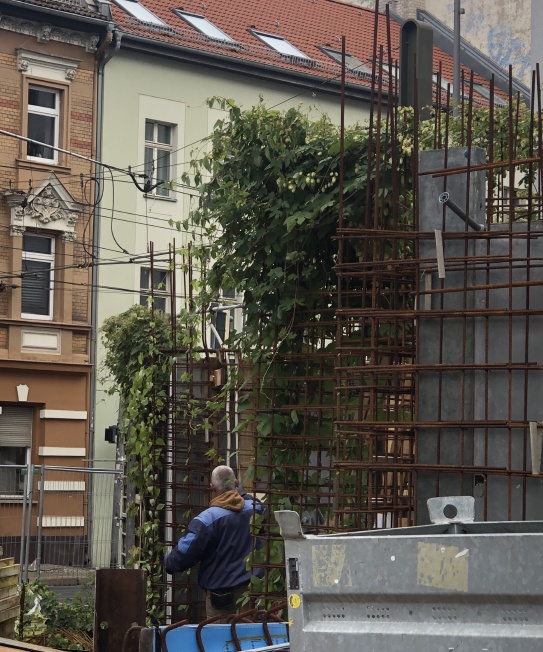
[0,636,60,651]
[0,606,18,625]
[0,625,16,641]
[0,596,19,623]
[0,575,19,589]
[0,585,16,601]
[0,561,14,570]
[0,568,19,581]
[0,576,18,590]
[94,569,146,652]
[0,623,16,640]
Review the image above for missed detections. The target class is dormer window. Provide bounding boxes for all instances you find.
[252,31,309,59]
[320,47,371,75]
[113,0,166,25]
[174,10,234,42]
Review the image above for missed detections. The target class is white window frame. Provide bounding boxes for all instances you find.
[0,447,31,501]
[144,120,174,198]
[174,10,235,42]
[139,267,170,313]
[0,407,33,501]
[320,47,371,75]
[21,234,55,321]
[113,0,166,25]
[27,86,59,164]
[473,82,507,106]
[378,62,399,81]
[433,73,452,93]
[252,31,310,59]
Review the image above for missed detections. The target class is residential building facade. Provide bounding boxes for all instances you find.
[0,0,108,561]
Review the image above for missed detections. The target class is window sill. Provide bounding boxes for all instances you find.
[143,193,177,203]
[27,155,58,165]
[16,158,72,175]
[21,313,54,321]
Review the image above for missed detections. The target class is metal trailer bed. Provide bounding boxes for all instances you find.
[276,496,543,652]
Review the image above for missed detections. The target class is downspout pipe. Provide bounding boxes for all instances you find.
[89,27,121,468]
[453,0,464,116]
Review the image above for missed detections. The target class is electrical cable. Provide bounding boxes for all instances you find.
[82,175,104,262]
[107,166,131,255]
[0,245,175,281]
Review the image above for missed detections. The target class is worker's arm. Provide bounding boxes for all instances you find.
[164,517,211,574]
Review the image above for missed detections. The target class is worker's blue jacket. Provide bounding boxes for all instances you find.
[164,490,265,590]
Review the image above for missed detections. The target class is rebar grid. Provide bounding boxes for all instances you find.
[148,35,543,622]
[333,63,543,532]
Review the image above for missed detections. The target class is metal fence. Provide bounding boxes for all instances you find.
[0,464,123,582]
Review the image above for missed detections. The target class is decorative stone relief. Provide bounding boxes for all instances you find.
[61,231,77,243]
[10,224,26,237]
[2,15,99,53]
[6,173,84,239]
[37,23,52,42]
[20,186,77,227]
[17,49,81,84]
[86,34,100,53]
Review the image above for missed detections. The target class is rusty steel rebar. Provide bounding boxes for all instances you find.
[133,2,543,621]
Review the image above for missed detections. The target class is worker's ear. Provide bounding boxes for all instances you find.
[234,479,239,488]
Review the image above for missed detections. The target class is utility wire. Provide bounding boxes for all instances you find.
[0,249,175,281]
[0,129,148,183]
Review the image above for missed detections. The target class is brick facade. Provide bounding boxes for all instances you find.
[0,5,105,540]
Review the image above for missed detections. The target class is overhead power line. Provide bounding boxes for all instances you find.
[0,129,161,194]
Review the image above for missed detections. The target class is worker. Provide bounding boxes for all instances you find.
[164,465,265,622]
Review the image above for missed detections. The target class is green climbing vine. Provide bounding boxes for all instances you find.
[101,305,173,620]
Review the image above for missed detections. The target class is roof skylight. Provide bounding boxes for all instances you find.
[378,62,399,79]
[174,10,235,42]
[473,82,507,106]
[433,73,452,92]
[321,47,371,75]
[114,0,166,25]
[252,31,309,59]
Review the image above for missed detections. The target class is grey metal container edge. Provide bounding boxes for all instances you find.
[276,499,543,652]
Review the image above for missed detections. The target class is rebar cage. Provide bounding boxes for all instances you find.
[139,20,543,621]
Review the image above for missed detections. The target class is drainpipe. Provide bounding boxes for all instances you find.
[453,0,464,116]
[89,27,121,469]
